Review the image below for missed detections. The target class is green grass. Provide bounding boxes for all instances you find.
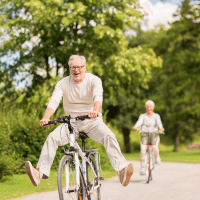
[0,169,116,200]
[160,149,200,163]
[124,149,200,164]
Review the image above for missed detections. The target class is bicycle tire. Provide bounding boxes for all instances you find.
[148,150,152,183]
[86,154,101,200]
[58,155,86,200]
[151,151,155,181]
[145,150,151,184]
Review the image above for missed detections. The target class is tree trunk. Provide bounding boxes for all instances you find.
[174,137,179,152]
[122,127,130,153]
[44,55,50,79]
[56,64,60,77]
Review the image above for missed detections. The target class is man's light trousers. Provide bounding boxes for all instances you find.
[36,117,128,178]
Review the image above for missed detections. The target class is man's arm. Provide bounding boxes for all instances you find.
[89,101,101,119]
[39,107,55,127]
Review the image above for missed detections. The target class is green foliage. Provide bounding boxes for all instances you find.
[0,77,65,180]
[0,0,164,154]
[100,45,162,152]
[0,0,142,94]
[153,0,200,149]
[127,0,200,151]
[103,46,162,124]
[0,107,23,181]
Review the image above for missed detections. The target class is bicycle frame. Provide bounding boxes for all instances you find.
[145,145,155,170]
[144,135,156,183]
[65,132,101,195]
[43,115,103,200]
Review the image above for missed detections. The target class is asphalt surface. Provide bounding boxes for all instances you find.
[10,161,200,200]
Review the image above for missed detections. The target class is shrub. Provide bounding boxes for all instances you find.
[0,110,23,181]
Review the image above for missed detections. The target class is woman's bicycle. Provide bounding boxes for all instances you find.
[45,115,103,200]
[137,126,163,184]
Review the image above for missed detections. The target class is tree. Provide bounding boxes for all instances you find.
[157,0,200,151]
[126,0,200,151]
[0,0,164,152]
[102,46,162,152]
[136,0,200,151]
[0,0,142,95]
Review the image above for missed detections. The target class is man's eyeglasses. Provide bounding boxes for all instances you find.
[70,66,84,71]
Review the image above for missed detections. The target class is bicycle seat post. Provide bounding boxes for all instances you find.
[82,137,85,152]
[79,132,88,153]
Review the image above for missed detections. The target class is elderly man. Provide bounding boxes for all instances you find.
[25,55,133,187]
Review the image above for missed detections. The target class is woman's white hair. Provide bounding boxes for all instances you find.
[68,55,86,68]
[145,100,155,108]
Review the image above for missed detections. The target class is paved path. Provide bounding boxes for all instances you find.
[10,161,200,200]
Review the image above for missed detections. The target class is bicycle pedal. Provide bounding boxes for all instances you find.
[98,177,104,180]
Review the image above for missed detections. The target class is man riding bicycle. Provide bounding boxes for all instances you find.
[25,55,133,187]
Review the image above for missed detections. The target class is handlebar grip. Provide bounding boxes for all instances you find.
[43,120,57,126]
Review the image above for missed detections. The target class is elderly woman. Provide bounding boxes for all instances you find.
[132,100,164,175]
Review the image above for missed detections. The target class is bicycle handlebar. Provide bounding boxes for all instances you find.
[134,130,165,135]
[43,115,91,126]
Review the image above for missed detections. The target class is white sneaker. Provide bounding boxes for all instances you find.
[139,168,145,175]
[156,157,162,164]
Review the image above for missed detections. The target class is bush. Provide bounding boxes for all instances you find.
[0,109,23,181]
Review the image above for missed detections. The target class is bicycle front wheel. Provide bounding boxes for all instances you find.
[58,155,86,200]
[145,150,151,184]
[86,155,101,200]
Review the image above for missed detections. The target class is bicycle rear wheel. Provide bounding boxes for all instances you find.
[58,155,86,200]
[86,155,101,200]
[145,150,151,184]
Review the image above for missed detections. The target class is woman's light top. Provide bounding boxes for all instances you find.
[47,73,103,118]
[134,113,164,129]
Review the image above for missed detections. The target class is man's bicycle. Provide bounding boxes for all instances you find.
[45,115,103,200]
[137,126,163,184]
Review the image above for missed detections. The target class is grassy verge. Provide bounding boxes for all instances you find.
[0,169,116,200]
[124,149,200,164]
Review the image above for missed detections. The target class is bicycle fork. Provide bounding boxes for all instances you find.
[65,133,81,193]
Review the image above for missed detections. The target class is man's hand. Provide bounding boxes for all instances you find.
[40,108,54,127]
[88,111,98,119]
[39,119,50,127]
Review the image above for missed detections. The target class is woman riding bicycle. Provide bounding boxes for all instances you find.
[132,100,164,175]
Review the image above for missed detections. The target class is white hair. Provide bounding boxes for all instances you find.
[68,55,86,68]
[145,100,155,108]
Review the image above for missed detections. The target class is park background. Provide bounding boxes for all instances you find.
[0,0,200,199]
